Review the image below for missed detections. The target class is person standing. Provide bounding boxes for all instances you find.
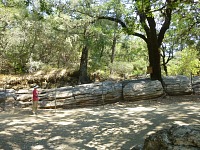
[32,85,39,115]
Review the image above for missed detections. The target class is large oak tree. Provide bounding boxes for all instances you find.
[94,0,199,81]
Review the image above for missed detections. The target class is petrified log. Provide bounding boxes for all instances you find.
[0,89,17,110]
[162,75,193,95]
[34,81,122,108]
[123,79,164,101]
[192,76,200,95]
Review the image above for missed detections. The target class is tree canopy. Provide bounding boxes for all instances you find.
[0,0,199,83]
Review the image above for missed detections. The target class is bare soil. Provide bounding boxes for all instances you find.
[0,95,200,150]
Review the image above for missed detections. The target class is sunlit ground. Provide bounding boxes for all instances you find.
[0,98,200,150]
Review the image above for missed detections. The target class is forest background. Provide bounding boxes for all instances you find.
[0,0,199,86]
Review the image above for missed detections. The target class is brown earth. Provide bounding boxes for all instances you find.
[0,69,79,90]
[0,95,200,150]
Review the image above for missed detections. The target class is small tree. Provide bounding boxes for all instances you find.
[168,47,200,76]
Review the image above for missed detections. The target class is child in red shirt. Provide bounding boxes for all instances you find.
[32,85,39,114]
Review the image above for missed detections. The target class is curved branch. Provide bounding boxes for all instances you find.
[97,16,127,28]
[132,32,147,43]
[97,16,147,43]
[158,9,172,47]
[158,1,174,47]
[139,13,150,36]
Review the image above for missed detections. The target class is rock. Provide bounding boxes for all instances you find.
[0,89,17,110]
[0,93,6,110]
[143,125,200,150]
[163,75,193,95]
[37,81,122,108]
[16,89,32,94]
[16,94,32,101]
[72,81,122,106]
[123,79,164,101]
[5,75,200,109]
[192,76,200,95]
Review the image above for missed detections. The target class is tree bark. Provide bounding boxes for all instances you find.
[146,17,162,81]
[78,26,91,84]
[147,41,162,81]
[110,29,117,75]
[78,45,90,84]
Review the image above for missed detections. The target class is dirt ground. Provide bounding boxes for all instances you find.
[0,95,200,150]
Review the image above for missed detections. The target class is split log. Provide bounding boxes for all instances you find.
[162,75,193,95]
[123,79,164,101]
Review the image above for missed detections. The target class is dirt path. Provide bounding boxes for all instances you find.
[0,96,200,150]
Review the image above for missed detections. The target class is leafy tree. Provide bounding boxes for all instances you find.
[0,0,81,74]
[0,1,29,73]
[88,19,123,77]
[93,0,199,82]
[1,0,199,85]
[161,1,200,76]
[167,47,200,76]
[88,20,113,74]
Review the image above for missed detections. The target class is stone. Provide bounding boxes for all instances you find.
[192,76,200,95]
[123,79,164,101]
[72,81,123,106]
[33,81,122,108]
[162,75,193,95]
[0,89,17,110]
[143,125,200,150]
[6,75,200,109]
[0,93,6,110]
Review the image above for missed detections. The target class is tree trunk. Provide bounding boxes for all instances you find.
[110,31,117,75]
[147,42,162,81]
[111,34,116,64]
[161,49,168,76]
[146,26,161,81]
[145,17,162,81]
[78,45,90,84]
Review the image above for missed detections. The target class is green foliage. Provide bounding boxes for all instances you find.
[115,37,148,76]
[167,47,200,76]
[109,61,133,75]
[132,58,148,76]
[88,33,148,77]
[40,64,54,73]
[0,0,199,81]
[39,0,53,15]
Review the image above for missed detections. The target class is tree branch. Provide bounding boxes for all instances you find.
[138,13,150,36]
[132,32,147,43]
[97,16,147,43]
[158,8,172,47]
[97,16,127,28]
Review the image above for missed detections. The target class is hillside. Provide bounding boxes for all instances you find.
[0,69,79,90]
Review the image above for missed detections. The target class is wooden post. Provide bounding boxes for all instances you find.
[190,72,193,86]
[54,88,57,112]
[147,66,153,74]
[102,82,105,108]
[2,81,6,111]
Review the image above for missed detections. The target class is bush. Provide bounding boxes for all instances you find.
[109,61,133,76]
[26,60,44,73]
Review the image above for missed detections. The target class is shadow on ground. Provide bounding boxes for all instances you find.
[0,97,200,150]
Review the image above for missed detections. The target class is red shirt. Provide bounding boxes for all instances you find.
[33,89,39,101]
